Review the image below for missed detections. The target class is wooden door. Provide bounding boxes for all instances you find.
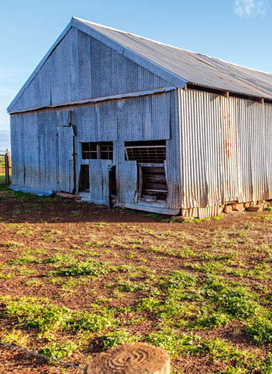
[58,126,75,193]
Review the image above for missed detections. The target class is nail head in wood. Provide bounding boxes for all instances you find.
[84,342,170,374]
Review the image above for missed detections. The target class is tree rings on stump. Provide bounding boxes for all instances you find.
[85,342,170,374]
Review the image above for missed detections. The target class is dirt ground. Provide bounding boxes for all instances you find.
[0,186,271,374]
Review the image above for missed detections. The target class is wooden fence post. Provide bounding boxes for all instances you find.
[5,149,11,185]
[84,343,170,374]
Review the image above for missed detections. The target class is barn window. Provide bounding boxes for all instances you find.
[82,142,113,160]
[125,141,167,203]
[125,140,166,163]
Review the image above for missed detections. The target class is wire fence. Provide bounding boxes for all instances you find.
[0,149,11,185]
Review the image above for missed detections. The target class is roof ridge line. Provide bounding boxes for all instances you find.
[73,16,272,76]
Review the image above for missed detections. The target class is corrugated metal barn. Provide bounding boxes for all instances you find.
[8,17,272,217]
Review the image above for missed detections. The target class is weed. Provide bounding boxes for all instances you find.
[8,256,37,265]
[96,222,107,227]
[2,330,28,347]
[40,341,77,359]
[1,297,118,333]
[48,260,109,277]
[70,311,118,332]
[246,314,272,345]
[117,280,150,293]
[0,273,12,279]
[98,329,139,349]
[163,270,197,289]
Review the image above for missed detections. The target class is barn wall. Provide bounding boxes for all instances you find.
[11,28,171,113]
[10,111,60,190]
[11,90,182,210]
[179,89,272,213]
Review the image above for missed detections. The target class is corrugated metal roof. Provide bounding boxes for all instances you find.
[76,17,272,100]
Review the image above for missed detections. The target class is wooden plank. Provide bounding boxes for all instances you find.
[138,163,165,167]
[125,203,180,215]
[5,151,10,185]
[58,126,75,193]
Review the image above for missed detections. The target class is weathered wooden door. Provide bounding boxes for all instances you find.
[89,159,113,206]
[58,126,75,193]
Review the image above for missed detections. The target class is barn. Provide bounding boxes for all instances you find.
[8,17,272,217]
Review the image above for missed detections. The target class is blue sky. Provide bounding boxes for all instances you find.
[1,0,272,150]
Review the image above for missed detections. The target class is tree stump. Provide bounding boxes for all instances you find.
[84,342,170,374]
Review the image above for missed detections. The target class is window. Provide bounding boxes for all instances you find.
[125,140,166,163]
[100,143,113,160]
[82,143,97,159]
[82,142,113,160]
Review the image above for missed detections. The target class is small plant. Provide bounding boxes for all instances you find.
[40,341,77,359]
[246,314,272,345]
[191,311,230,329]
[163,270,197,289]
[8,256,37,265]
[99,329,139,349]
[2,330,28,347]
[70,310,118,332]
[118,280,149,293]
[204,277,257,319]
[48,260,109,277]
[96,222,107,227]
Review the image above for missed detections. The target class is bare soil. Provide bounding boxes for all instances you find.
[0,187,271,373]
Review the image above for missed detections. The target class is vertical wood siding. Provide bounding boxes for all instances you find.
[11,90,181,210]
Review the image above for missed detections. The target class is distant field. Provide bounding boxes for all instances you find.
[0,174,11,185]
[0,186,271,374]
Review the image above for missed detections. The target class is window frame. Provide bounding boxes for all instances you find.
[81,142,113,160]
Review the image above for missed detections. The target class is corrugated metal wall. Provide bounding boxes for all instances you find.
[11,27,170,113]
[179,89,272,212]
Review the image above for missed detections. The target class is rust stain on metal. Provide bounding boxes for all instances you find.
[223,140,232,159]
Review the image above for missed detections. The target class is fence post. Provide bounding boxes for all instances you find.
[84,343,170,374]
[5,149,11,185]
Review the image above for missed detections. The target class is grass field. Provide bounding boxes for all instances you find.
[0,185,271,373]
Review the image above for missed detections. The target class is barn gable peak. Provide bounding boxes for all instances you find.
[8,17,186,114]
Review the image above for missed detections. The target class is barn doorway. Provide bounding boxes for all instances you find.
[138,164,167,202]
[79,165,90,192]
[109,166,117,207]
[125,140,167,203]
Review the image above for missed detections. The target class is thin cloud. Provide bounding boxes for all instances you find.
[0,67,31,81]
[234,0,268,17]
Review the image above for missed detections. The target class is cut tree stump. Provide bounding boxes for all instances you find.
[84,342,170,374]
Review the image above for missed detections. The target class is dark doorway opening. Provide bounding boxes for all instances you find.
[109,166,117,207]
[139,164,167,202]
[79,165,90,192]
